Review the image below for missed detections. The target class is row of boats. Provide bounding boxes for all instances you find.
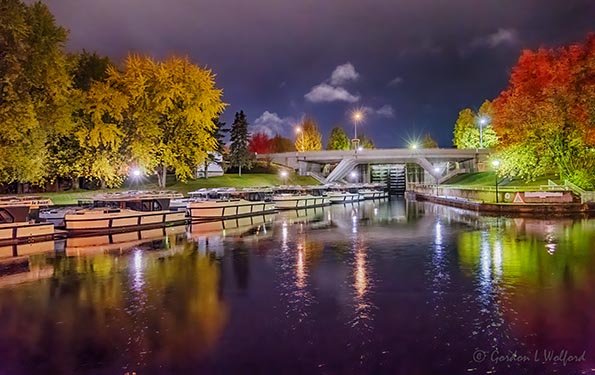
[0,184,388,244]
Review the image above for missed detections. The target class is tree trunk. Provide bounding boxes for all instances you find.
[157,165,167,188]
[71,176,80,191]
[239,165,242,176]
[204,160,209,179]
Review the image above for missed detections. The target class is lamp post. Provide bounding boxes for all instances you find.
[478,116,489,148]
[492,160,500,203]
[351,110,364,150]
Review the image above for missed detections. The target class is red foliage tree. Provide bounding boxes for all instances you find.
[493,34,595,187]
[248,132,272,154]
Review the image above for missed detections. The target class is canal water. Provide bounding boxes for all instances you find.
[0,199,593,375]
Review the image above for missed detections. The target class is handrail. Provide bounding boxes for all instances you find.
[564,180,585,194]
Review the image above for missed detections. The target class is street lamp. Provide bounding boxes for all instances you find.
[295,126,305,152]
[280,170,288,184]
[478,116,489,148]
[351,110,364,150]
[409,142,418,150]
[350,170,358,182]
[492,159,500,203]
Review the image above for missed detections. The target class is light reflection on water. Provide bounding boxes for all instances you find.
[0,199,594,374]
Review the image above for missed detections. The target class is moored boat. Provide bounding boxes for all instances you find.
[326,185,362,204]
[188,188,276,220]
[272,185,330,209]
[63,191,186,234]
[0,204,55,245]
[357,183,389,200]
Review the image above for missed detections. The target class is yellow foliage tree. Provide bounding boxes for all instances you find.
[295,116,323,152]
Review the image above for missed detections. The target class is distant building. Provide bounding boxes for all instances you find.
[196,154,225,178]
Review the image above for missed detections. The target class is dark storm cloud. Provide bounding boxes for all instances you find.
[42,0,595,146]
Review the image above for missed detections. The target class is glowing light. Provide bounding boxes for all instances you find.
[352,110,364,123]
[492,160,500,168]
[132,169,142,177]
[478,116,490,126]
[358,146,363,151]
[435,221,442,246]
[132,249,144,291]
[350,171,358,178]
[280,170,288,178]
[409,142,418,149]
[434,166,440,173]
[355,250,367,298]
[295,126,302,133]
[296,244,306,289]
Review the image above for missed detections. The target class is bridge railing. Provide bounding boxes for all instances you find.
[409,183,571,193]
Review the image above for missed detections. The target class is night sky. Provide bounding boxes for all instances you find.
[42,0,595,147]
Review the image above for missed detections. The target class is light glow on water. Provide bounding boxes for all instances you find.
[0,200,593,375]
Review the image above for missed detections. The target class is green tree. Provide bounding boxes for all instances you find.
[229,110,252,176]
[360,134,375,149]
[46,51,113,190]
[452,101,498,149]
[75,79,129,188]
[295,116,322,151]
[72,50,111,91]
[0,0,73,187]
[421,133,438,148]
[270,134,295,153]
[326,126,350,150]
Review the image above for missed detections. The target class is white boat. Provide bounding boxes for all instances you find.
[326,185,362,204]
[0,195,53,208]
[63,191,186,233]
[358,184,389,200]
[0,205,55,245]
[272,185,330,209]
[188,188,276,220]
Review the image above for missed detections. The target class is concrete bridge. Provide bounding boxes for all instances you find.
[258,148,490,185]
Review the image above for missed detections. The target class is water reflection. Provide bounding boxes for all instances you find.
[0,200,593,374]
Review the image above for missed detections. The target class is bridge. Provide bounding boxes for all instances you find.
[258,148,490,189]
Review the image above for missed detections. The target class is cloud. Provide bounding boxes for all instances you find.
[330,62,359,85]
[387,77,403,87]
[376,105,395,118]
[471,28,518,48]
[304,63,361,104]
[252,111,296,137]
[304,83,360,103]
[360,105,395,118]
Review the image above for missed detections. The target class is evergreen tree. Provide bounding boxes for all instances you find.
[421,133,438,148]
[229,110,252,176]
[326,126,350,150]
[360,134,375,149]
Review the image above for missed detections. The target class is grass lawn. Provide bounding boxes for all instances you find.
[443,172,561,187]
[31,173,318,205]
